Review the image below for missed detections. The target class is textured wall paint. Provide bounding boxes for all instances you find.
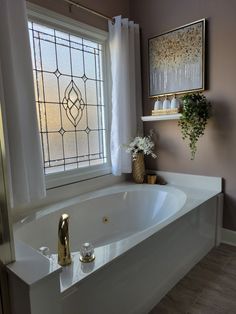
[27,0,130,30]
[129,0,236,230]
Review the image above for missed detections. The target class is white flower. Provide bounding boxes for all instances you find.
[125,135,157,160]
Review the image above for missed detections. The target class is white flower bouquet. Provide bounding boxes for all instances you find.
[125,135,157,160]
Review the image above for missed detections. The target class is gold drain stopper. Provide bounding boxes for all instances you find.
[102,216,109,223]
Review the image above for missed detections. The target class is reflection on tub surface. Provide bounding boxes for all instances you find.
[14,184,186,254]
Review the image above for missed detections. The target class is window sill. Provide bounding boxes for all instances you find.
[46,164,111,189]
[13,172,125,223]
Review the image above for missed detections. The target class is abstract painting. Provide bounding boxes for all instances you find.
[149,19,205,97]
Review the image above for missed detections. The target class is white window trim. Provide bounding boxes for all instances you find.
[27,2,112,189]
[27,2,108,42]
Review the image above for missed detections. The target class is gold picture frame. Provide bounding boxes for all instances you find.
[148,19,205,98]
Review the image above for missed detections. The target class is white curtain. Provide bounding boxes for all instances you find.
[108,16,142,176]
[0,0,46,207]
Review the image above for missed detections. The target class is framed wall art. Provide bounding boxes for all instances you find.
[148,19,205,97]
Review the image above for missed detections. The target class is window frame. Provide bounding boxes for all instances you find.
[27,2,111,189]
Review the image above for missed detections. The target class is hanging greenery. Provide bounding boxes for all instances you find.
[178,93,211,160]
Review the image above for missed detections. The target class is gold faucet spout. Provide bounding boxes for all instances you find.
[58,213,72,266]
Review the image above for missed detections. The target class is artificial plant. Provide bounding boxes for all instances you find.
[178,93,211,160]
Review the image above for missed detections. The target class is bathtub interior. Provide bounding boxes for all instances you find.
[14,185,186,254]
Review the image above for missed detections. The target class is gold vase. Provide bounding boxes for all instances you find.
[132,153,145,184]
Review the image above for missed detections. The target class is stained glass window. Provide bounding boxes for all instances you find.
[28,21,107,175]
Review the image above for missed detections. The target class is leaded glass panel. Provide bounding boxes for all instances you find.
[28,21,107,174]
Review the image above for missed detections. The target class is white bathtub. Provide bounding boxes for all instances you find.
[10,176,222,314]
[14,184,187,253]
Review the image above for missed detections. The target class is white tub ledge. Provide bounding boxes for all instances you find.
[7,240,62,314]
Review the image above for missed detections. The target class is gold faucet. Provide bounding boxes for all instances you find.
[58,213,72,266]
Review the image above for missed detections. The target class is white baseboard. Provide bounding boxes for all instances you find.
[216,194,224,246]
[221,228,236,246]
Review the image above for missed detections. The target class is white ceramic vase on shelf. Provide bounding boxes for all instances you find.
[163,97,171,109]
[171,95,179,109]
[154,98,163,110]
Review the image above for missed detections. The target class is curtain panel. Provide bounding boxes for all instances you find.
[0,0,46,207]
[108,16,142,176]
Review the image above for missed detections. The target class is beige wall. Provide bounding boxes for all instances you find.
[28,0,130,30]
[130,0,236,230]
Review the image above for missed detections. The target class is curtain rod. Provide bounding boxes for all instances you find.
[64,0,113,22]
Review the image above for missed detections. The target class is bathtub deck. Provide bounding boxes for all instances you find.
[149,244,236,314]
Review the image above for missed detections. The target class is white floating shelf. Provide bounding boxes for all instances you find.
[141,114,181,122]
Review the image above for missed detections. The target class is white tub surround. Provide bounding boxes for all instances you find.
[8,172,222,314]
[155,171,222,191]
[7,241,62,314]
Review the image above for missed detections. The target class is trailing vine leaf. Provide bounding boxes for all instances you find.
[178,93,211,160]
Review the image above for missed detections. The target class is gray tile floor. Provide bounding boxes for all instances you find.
[149,244,236,314]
